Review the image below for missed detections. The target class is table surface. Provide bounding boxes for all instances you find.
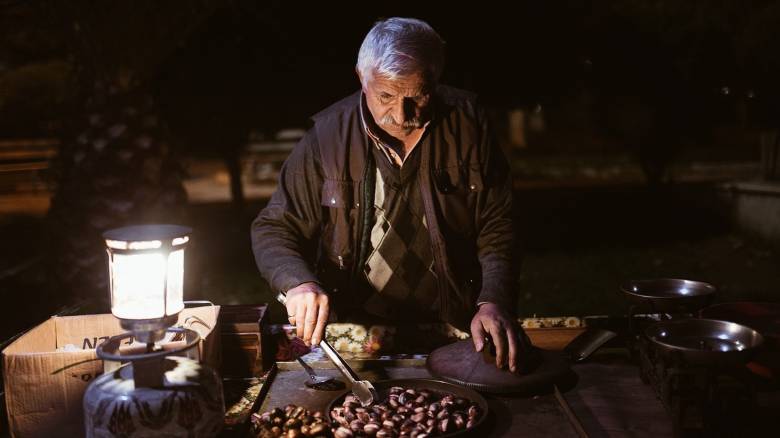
[256,363,583,438]
[238,346,780,437]
[561,351,673,437]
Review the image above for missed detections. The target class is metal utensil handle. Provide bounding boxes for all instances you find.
[296,356,318,380]
[320,339,361,383]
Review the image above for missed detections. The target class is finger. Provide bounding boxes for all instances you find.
[470,318,487,352]
[312,299,329,345]
[506,324,519,373]
[286,301,296,324]
[490,323,508,369]
[295,301,306,340]
[303,301,318,346]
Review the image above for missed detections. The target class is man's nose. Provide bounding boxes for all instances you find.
[390,99,416,123]
[389,101,406,123]
[402,98,417,120]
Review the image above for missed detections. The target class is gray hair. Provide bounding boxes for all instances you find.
[357,17,445,84]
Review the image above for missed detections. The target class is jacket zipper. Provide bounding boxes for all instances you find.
[418,139,449,321]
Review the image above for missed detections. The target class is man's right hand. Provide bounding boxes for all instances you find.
[285,282,330,346]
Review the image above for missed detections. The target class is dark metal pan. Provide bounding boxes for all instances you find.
[426,328,616,395]
[700,302,780,348]
[700,302,780,380]
[327,378,489,437]
[622,278,716,312]
[644,318,764,367]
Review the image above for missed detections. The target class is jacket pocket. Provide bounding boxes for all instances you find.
[433,165,484,236]
[433,165,484,194]
[465,165,484,192]
[317,251,353,288]
[321,179,354,208]
[320,178,356,272]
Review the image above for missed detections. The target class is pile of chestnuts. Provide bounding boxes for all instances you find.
[251,386,481,438]
[251,404,332,438]
[330,386,481,437]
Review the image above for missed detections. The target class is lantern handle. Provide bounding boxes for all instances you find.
[97,327,201,374]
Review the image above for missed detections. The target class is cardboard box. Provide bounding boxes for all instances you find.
[2,305,220,438]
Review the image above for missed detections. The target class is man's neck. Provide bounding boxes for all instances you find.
[379,126,425,157]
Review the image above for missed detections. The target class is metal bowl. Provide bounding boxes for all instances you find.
[328,378,489,437]
[645,318,764,366]
[700,302,780,348]
[622,278,716,312]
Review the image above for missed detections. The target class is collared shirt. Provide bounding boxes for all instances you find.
[358,94,439,321]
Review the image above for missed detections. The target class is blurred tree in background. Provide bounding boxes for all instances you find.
[37,0,218,308]
[0,0,286,310]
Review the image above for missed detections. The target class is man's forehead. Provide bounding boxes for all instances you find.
[368,70,433,93]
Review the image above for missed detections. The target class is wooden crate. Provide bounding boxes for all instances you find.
[219,304,267,378]
[526,327,587,350]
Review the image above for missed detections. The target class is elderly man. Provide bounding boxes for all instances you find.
[252,17,523,371]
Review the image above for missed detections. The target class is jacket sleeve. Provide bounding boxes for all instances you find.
[251,129,324,294]
[473,106,518,315]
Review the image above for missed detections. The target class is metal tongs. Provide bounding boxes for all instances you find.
[319,339,378,406]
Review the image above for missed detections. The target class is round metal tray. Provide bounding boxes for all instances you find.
[327,378,489,437]
[644,318,764,366]
[700,302,780,348]
[622,278,716,312]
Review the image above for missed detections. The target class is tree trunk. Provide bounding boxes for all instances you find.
[46,79,187,309]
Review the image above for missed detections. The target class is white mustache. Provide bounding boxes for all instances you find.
[379,114,423,129]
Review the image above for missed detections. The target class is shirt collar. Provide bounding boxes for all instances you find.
[359,92,385,147]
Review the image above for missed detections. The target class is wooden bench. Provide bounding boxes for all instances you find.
[0,139,58,174]
[0,139,58,214]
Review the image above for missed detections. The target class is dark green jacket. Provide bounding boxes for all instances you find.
[251,85,517,329]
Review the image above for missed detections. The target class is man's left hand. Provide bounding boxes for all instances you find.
[470,302,519,372]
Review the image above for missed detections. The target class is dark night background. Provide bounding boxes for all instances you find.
[1,0,780,342]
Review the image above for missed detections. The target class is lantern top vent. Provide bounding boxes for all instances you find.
[103,224,192,247]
